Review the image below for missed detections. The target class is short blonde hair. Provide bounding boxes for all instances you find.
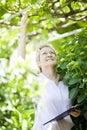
[36,44,57,72]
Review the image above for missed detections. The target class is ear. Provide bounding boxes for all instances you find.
[37,61,41,67]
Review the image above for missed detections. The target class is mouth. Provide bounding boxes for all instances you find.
[46,59,54,61]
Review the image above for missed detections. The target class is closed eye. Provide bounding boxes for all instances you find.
[42,51,56,55]
[42,52,47,55]
[50,51,56,55]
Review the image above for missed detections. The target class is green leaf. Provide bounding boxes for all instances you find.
[85,88,87,96]
[78,21,87,28]
[63,6,70,13]
[10,17,20,25]
[79,83,84,88]
[31,0,38,4]
[69,87,79,99]
[0,6,7,18]
[0,110,4,119]
[60,62,67,69]
[60,0,66,5]
[42,29,48,35]
[64,72,71,79]
[77,94,86,103]
[69,76,79,85]
[75,2,81,9]
[84,112,87,120]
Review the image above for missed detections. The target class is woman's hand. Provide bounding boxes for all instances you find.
[69,109,81,117]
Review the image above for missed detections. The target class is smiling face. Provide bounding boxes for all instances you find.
[37,46,57,71]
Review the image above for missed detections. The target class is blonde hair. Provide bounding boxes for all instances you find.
[36,44,57,72]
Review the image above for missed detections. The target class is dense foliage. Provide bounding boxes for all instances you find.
[0,0,87,45]
[54,30,87,130]
[0,58,35,130]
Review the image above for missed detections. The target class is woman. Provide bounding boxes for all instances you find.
[33,44,80,130]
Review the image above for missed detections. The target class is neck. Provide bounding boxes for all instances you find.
[42,66,57,81]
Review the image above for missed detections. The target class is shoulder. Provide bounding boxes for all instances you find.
[37,73,49,89]
[38,73,49,82]
[59,81,68,89]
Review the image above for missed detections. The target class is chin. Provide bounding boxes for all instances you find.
[45,62,57,67]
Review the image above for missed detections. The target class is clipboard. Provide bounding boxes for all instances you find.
[43,101,86,125]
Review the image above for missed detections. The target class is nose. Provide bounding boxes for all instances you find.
[47,52,52,56]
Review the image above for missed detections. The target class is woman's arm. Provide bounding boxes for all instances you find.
[69,109,81,117]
